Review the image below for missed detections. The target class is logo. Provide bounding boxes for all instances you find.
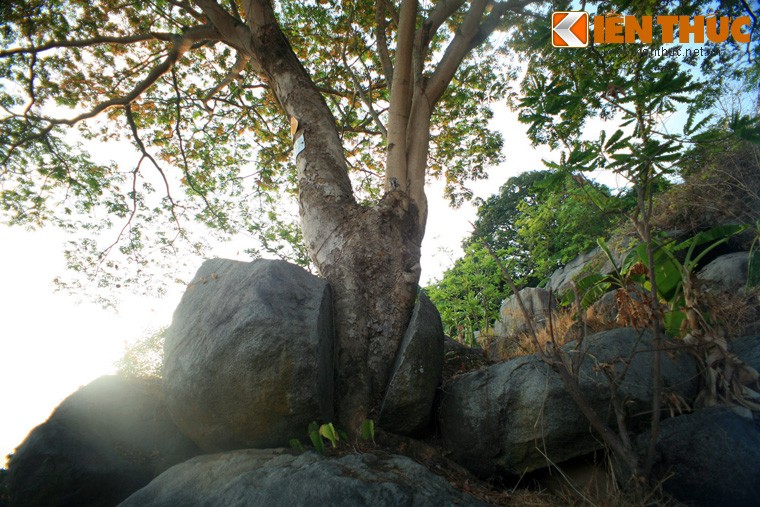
[552,11,589,47]
[551,12,751,47]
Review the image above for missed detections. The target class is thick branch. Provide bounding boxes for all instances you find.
[385,0,418,191]
[202,52,251,102]
[425,0,489,106]
[413,0,466,82]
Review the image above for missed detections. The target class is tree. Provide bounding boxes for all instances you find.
[472,170,628,285]
[1,0,536,431]
[426,242,503,343]
[429,170,626,342]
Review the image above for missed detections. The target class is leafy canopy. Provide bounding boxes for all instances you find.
[0,0,514,297]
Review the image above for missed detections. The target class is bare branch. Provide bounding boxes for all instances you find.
[124,103,185,245]
[202,51,251,103]
[342,52,387,139]
[375,0,395,88]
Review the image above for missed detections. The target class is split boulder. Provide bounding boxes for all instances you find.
[379,292,444,436]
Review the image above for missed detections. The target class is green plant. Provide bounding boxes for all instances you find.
[301,422,350,454]
[570,226,747,335]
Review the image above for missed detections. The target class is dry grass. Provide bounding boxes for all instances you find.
[703,287,760,337]
[652,140,760,246]
[496,308,620,361]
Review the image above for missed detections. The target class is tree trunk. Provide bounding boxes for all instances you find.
[219,0,425,432]
[306,191,423,432]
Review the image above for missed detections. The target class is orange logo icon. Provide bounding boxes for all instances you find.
[552,11,589,47]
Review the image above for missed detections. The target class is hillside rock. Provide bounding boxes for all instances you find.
[442,337,488,382]
[547,249,601,295]
[698,251,749,291]
[163,258,334,452]
[641,407,760,507]
[439,328,698,477]
[488,288,553,360]
[379,292,444,436]
[7,376,200,507]
[730,334,760,372]
[120,448,488,507]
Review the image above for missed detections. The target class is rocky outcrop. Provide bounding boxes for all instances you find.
[379,292,444,436]
[442,337,488,382]
[163,258,334,452]
[641,407,760,507]
[7,376,200,507]
[439,328,698,477]
[120,448,488,507]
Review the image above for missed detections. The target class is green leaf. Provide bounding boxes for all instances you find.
[360,419,375,443]
[319,423,339,448]
[308,421,325,454]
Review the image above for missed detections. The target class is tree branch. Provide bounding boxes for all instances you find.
[202,51,251,103]
[0,33,176,57]
[375,0,395,89]
[342,51,387,139]
[385,0,418,191]
[413,0,466,83]
[3,25,220,166]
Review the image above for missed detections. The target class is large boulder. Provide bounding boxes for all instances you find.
[439,328,698,477]
[641,407,760,507]
[120,448,488,507]
[698,251,749,292]
[379,292,444,436]
[163,258,334,452]
[7,376,200,507]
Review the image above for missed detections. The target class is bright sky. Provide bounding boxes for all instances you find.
[1,102,618,466]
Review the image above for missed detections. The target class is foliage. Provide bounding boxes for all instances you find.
[426,242,504,344]
[360,418,375,444]
[114,327,165,378]
[472,170,629,285]
[0,0,513,299]
[570,226,747,334]
[429,170,625,342]
[293,421,354,454]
